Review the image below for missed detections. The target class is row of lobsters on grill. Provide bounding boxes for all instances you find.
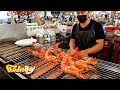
[25,42,98,79]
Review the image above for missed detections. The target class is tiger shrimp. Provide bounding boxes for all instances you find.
[52,42,66,61]
[26,48,44,59]
[44,46,58,64]
[32,42,46,55]
[69,47,79,57]
[80,56,98,66]
[74,60,96,71]
[61,54,88,79]
[69,48,97,66]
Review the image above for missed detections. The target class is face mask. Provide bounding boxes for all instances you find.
[77,15,87,23]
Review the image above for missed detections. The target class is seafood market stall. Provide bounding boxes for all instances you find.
[0,22,120,79]
[0,40,120,79]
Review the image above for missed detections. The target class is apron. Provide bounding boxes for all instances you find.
[74,21,97,57]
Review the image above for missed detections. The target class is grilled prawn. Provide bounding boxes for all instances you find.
[52,42,66,61]
[32,42,46,55]
[26,48,44,59]
[44,46,58,64]
[61,54,88,79]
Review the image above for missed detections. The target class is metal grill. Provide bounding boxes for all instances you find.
[96,59,120,79]
[10,51,74,79]
[15,56,64,79]
[61,74,77,79]
[13,52,120,79]
[0,41,120,79]
[0,42,34,64]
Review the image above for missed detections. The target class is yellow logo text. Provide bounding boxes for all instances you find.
[6,64,35,74]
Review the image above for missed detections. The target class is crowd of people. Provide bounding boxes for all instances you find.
[7,11,119,29]
[14,13,33,23]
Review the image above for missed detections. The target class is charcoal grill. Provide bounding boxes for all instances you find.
[0,41,32,64]
[0,41,120,79]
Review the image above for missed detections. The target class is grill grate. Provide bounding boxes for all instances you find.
[40,64,63,79]
[13,52,74,79]
[96,59,120,79]
[0,42,34,64]
[1,42,120,79]
[13,54,120,79]
[61,74,77,79]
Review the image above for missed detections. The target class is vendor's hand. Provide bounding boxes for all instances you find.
[67,48,74,53]
[80,50,88,57]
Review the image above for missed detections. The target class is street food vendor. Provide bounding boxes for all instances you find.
[69,11,105,57]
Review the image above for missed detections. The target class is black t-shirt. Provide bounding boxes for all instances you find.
[71,19,105,58]
[71,19,105,40]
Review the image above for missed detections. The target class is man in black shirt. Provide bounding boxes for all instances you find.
[69,11,104,57]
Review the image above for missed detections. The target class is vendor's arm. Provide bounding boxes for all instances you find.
[69,24,77,50]
[85,39,104,54]
[69,39,75,49]
[85,21,105,54]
